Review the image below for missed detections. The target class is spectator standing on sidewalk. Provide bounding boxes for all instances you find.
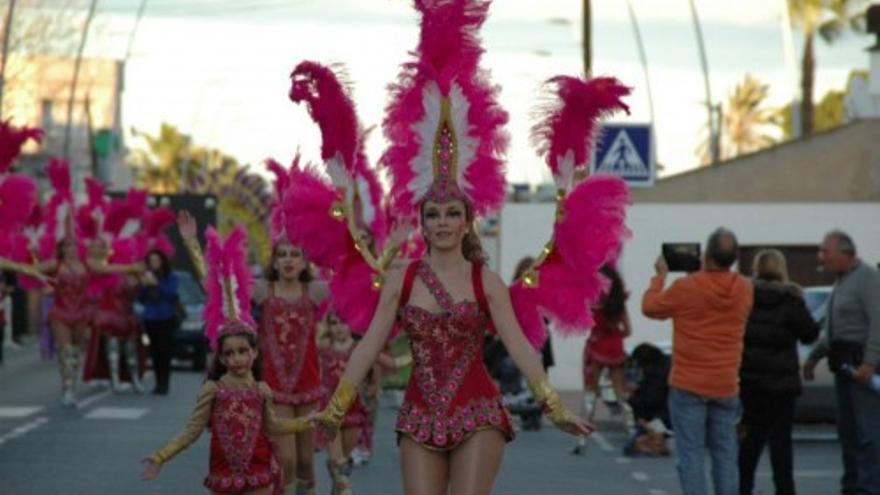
[642,227,753,495]
[739,249,819,495]
[803,231,880,495]
[138,249,180,395]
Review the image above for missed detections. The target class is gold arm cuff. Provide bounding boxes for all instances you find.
[318,379,357,430]
[183,238,206,281]
[528,377,572,426]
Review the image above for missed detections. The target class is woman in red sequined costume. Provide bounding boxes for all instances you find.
[179,211,327,494]
[316,198,592,494]
[143,227,311,495]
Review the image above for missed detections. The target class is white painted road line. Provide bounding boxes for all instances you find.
[614,456,632,464]
[75,389,112,410]
[0,416,49,446]
[590,431,615,452]
[649,489,667,495]
[85,407,149,420]
[631,471,650,482]
[0,406,43,418]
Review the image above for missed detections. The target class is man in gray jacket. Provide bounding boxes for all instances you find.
[804,230,880,495]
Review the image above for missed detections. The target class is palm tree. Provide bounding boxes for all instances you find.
[128,123,193,193]
[697,75,778,163]
[723,75,779,156]
[583,0,592,75]
[787,0,867,136]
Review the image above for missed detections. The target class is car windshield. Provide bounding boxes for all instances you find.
[804,290,829,314]
[176,271,204,306]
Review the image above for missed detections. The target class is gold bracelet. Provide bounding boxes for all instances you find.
[318,379,357,431]
[528,377,572,426]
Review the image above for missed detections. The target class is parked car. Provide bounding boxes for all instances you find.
[796,285,834,423]
[135,270,207,371]
[172,270,208,371]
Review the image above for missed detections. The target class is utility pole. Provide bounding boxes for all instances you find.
[62,0,99,178]
[0,0,17,120]
[582,0,592,76]
[688,0,719,165]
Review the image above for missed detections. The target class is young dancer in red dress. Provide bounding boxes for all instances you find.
[142,227,312,495]
[179,210,328,494]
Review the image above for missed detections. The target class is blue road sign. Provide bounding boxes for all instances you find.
[591,123,654,186]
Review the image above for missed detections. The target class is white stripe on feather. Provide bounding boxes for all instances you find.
[554,150,576,191]
[410,82,443,202]
[325,153,350,189]
[448,83,478,195]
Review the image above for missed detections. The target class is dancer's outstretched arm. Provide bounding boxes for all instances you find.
[316,268,403,431]
[482,267,594,437]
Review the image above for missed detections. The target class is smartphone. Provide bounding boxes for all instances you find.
[662,243,701,272]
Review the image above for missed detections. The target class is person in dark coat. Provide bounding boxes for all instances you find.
[739,249,819,495]
[628,342,671,428]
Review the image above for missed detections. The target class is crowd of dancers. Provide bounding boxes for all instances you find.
[0,1,635,494]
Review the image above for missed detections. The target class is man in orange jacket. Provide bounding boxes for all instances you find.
[642,227,753,495]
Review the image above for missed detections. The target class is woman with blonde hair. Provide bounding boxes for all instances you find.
[739,249,819,495]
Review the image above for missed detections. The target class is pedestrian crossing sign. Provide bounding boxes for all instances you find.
[591,123,654,187]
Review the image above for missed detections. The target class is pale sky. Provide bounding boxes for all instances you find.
[82,0,871,183]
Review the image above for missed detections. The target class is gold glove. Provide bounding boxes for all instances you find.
[529,377,573,428]
[317,379,357,432]
[182,237,206,281]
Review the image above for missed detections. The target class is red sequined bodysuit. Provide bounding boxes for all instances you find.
[49,265,93,327]
[259,284,323,406]
[395,261,514,451]
[205,385,277,493]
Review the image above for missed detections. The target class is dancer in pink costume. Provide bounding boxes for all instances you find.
[142,227,312,495]
[278,2,632,493]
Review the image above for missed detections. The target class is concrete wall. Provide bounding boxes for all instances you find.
[499,201,880,390]
[632,119,880,203]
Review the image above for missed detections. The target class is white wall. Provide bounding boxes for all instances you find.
[499,201,880,390]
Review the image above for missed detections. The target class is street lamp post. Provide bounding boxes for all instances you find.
[687,0,719,164]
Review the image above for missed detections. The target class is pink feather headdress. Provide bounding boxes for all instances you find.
[0,120,43,174]
[382,0,508,218]
[38,158,75,259]
[266,155,301,243]
[203,226,256,349]
[137,206,176,258]
[510,75,633,349]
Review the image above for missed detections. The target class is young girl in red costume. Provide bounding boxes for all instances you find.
[317,311,411,494]
[179,204,328,495]
[572,264,635,454]
[142,226,312,495]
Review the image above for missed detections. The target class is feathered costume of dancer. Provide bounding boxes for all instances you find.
[252,155,325,409]
[0,121,43,278]
[149,227,310,495]
[80,186,151,391]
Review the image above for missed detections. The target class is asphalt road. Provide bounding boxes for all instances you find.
[0,342,844,495]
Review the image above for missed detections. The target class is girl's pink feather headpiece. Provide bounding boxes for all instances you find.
[203,226,256,349]
[0,120,43,174]
[383,0,508,218]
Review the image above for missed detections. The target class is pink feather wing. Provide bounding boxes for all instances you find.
[0,120,43,173]
[281,165,354,269]
[0,174,38,230]
[329,251,380,335]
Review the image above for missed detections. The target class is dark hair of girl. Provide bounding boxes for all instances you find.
[146,248,172,278]
[600,264,627,320]
[207,325,262,381]
[420,200,486,263]
[265,241,313,283]
[631,342,665,370]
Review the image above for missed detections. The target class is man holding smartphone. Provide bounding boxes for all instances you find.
[642,227,754,495]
